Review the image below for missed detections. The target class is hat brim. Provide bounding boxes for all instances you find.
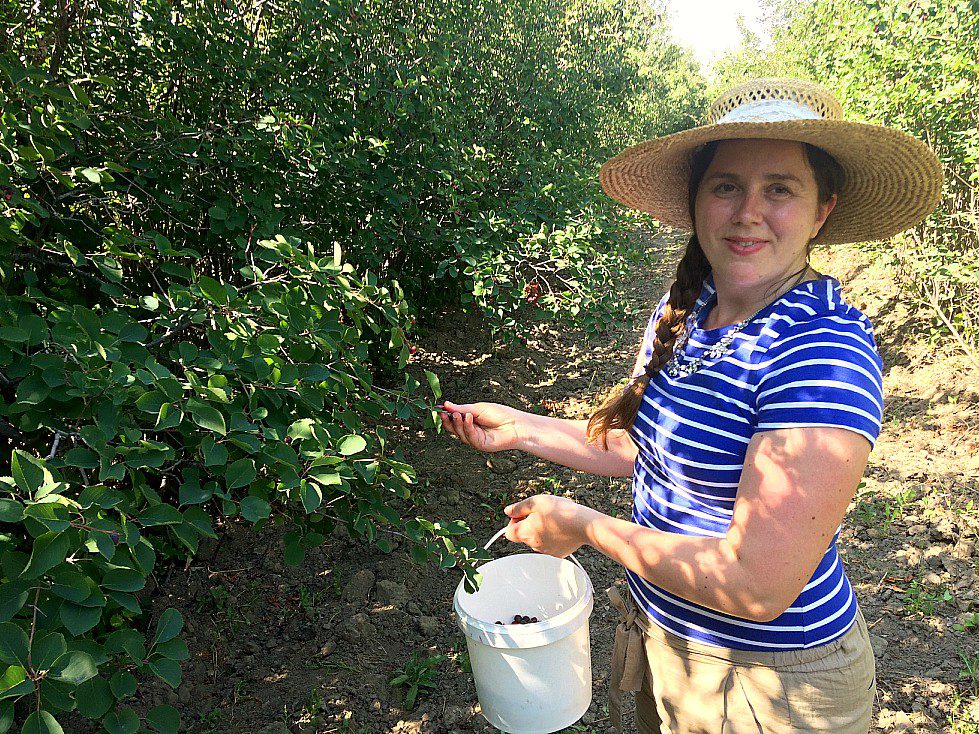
[598,120,943,245]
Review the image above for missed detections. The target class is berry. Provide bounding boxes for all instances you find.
[109,531,121,545]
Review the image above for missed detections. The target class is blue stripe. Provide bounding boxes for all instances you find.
[629,275,880,650]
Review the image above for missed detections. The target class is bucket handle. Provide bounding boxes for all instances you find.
[483,525,586,575]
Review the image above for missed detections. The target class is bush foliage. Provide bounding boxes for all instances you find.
[0,0,704,730]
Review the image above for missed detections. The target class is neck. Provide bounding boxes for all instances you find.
[703,267,818,329]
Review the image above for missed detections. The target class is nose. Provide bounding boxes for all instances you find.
[733,189,765,225]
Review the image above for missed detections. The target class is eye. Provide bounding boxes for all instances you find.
[769,184,793,196]
[713,182,738,195]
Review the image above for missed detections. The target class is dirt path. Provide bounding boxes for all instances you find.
[128,229,978,733]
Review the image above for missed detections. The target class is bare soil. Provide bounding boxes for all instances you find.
[130,229,979,733]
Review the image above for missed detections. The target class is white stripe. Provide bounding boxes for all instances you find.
[801,551,839,592]
[755,423,877,446]
[635,456,737,507]
[759,334,881,372]
[634,401,745,457]
[632,480,727,537]
[760,400,880,425]
[637,450,740,491]
[789,568,846,613]
[634,460,736,513]
[643,384,752,436]
[651,376,754,421]
[629,576,856,648]
[758,357,881,393]
[757,379,884,413]
[632,499,726,538]
[639,479,735,522]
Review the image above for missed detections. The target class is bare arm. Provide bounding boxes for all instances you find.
[439,335,648,478]
[505,425,871,621]
[441,403,637,477]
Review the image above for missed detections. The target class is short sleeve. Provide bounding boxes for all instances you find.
[754,315,884,448]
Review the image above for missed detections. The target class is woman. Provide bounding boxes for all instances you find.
[440,78,942,733]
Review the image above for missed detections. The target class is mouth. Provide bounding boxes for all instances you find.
[723,237,767,255]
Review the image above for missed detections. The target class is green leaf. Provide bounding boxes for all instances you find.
[239,496,270,522]
[146,705,181,734]
[177,475,210,505]
[0,581,28,623]
[0,665,33,700]
[79,167,101,183]
[225,458,256,490]
[337,434,367,456]
[283,541,304,566]
[201,438,228,467]
[300,482,322,513]
[109,670,137,699]
[0,500,23,522]
[148,658,181,689]
[48,651,97,684]
[74,676,112,718]
[11,450,46,495]
[198,276,229,305]
[187,399,226,436]
[22,503,70,533]
[62,448,99,469]
[137,504,183,526]
[0,700,11,733]
[101,568,145,593]
[153,637,189,661]
[104,629,145,664]
[59,603,101,636]
[21,710,63,734]
[102,707,139,734]
[308,470,341,487]
[152,609,183,646]
[21,532,70,580]
[424,369,442,400]
[30,632,66,671]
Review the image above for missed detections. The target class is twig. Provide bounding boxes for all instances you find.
[46,430,63,460]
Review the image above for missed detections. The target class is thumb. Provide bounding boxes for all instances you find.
[504,498,532,519]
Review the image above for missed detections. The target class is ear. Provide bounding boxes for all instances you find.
[811,194,838,239]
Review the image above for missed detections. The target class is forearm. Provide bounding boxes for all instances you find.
[513,412,637,478]
[579,509,781,621]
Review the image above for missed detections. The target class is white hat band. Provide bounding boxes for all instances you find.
[717,98,823,124]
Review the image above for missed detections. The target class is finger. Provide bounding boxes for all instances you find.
[461,412,480,447]
[504,498,533,519]
[453,412,473,448]
[504,517,523,543]
[443,400,474,414]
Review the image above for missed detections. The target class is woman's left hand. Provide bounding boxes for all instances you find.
[503,494,594,558]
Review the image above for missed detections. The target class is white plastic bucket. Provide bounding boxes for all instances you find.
[453,527,594,734]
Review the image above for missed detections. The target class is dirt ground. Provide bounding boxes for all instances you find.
[125,228,979,733]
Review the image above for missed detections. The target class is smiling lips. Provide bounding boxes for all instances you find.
[724,237,767,254]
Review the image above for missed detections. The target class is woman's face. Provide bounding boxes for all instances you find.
[693,139,836,294]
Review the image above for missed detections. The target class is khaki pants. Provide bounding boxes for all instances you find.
[609,589,876,734]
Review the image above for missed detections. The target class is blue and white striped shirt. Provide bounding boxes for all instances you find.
[626,273,883,650]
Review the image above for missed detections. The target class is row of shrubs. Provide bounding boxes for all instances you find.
[0,0,705,730]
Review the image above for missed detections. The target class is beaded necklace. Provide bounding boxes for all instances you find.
[664,272,815,379]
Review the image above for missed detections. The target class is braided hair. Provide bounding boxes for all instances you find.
[585,140,844,450]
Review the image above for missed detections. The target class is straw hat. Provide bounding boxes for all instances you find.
[598,78,943,245]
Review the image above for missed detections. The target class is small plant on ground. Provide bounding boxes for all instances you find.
[955,614,979,633]
[961,652,979,695]
[389,652,447,711]
[903,580,953,616]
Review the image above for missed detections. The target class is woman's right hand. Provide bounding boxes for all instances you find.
[439,400,523,453]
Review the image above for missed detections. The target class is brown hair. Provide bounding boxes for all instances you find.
[585,140,844,450]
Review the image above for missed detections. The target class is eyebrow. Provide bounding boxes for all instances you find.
[705,172,805,184]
